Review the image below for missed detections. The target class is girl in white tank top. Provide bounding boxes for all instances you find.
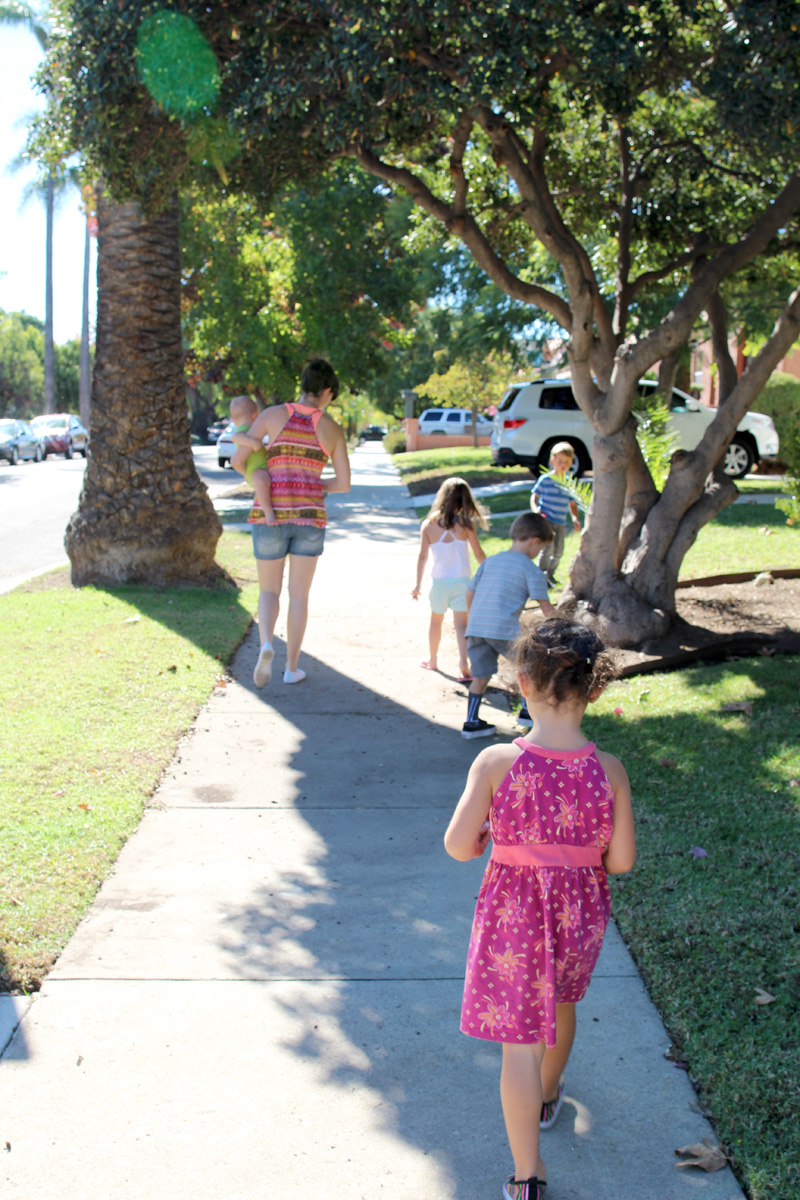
[412,476,488,681]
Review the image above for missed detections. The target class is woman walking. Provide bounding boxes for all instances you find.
[231,358,350,686]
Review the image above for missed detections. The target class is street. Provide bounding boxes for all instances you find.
[0,446,235,594]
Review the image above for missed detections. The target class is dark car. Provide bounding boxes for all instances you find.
[31,413,88,458]
[207,418,229,444]
[0,418,45,465]
[357,424,388,443]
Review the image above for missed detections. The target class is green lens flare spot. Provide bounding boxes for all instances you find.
[136,10,220,117]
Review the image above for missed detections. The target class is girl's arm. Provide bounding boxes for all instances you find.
[466,525,486,565]
[444,747,500,861]
[597,751,636,874]
[319,419,351,494]
[412,521,432,597]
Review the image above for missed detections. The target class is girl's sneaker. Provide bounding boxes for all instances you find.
[503,1177,546,1200]
[540,1077,565,1129]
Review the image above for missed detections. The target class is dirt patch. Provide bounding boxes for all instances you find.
[616,575,800,674]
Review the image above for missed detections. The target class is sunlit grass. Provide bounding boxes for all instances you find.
[0,531,258,991]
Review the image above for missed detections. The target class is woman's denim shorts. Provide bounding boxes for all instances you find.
[251,522,325,560]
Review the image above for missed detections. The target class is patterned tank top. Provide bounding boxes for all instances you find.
[257,403,329,528]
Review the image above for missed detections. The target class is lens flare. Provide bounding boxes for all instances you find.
[136,10,220,117]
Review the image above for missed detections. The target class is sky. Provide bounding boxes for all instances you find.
[0,24,96,345]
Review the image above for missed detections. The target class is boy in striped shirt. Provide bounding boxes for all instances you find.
[461,512,556,739]
[530,442,582,586]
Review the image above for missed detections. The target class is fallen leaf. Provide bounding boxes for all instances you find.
[721,701,753,715]
[78,803,90,812]
[53,789,65,796]
[754,988,775,1005]
[659,757,678,768]
[690,846,708,859]
[675,1138,728,1172]
[122,615,141,624]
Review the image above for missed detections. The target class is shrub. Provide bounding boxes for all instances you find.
[384,429,406,454]
[754,370,800,450]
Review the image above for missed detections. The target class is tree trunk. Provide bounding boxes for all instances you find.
[65,191,224,588]
[43,172,55,415]
[79,215,92,431]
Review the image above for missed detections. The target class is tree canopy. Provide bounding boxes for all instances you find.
[42,0,800,640]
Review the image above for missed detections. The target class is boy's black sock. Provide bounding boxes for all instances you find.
[467,692,483,723]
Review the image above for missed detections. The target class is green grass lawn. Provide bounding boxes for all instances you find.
[0,530,258,992]
[587,660,800,1200]
[477,502,797,596]
[393,446,531,494]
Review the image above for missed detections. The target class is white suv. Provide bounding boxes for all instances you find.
[418,407,494,436]
[491,378,779,479]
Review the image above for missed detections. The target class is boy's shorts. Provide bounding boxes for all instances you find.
[251,522,325,560]
[244,448,268,486]
[466,635,513,679]
[429,576,469,613]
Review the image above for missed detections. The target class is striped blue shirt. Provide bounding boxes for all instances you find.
[531,473,571,525]
[466,550,550,641]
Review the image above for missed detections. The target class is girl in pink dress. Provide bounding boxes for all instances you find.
[445,618,636,1200]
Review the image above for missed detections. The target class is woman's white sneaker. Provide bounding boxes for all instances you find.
[253,642,274,687]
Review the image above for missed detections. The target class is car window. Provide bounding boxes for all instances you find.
[446,412,461,423]
[539,386,578,411]
[0,420,15,432]
[423,410,443,420]
[498,387,521,413]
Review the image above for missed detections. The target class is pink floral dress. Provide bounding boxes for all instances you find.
[460,739,614,1047]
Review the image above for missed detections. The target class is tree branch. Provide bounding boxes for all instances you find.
[449,109,473,217]
[352,143,573,328]
[614,123,634,341]
[707,287,738,405]
[620,170,800,384]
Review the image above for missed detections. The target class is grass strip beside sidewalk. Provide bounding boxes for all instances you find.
[0,531,258,992]
[588,662,800,1200]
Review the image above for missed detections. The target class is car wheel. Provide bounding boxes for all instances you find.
[218,457,229,468]
[80,446,87,458]
[723,437,755,479]
[533,440,589,480]
[10,446,19,466]
[34,445,43,462]
[65,440,74,459]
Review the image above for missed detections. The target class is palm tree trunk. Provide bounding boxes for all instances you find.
[65,190,224,587]
[43,172,55,414]
[79,214,91,430]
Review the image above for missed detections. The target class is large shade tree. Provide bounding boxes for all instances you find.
[45,1,800,632]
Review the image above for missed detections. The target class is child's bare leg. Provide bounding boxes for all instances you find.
[501,1042,547,1183]
[422,611,443,669]
[250,468,273,519]
[541,1002,576,1102]
[453,609,469,675]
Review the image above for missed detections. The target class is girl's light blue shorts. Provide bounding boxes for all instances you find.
[251,522,325,560]
[429,576,469,613]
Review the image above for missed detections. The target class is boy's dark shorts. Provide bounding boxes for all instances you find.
[467,636,513,679]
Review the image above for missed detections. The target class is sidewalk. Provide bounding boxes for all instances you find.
[2,445,743,1200]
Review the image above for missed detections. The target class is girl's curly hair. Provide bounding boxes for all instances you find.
[512,617,615,705]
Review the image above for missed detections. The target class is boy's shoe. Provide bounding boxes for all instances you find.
[540,1077,565,1129]
[253,641,274,687]
[461,718,497,739]
[503,1177,546,1200]
[516,704,533,729]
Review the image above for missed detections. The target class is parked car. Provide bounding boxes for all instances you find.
[0,418,45,465]
[357,424,388,443]
[31,412,88,458]
[490,378,780,479]
[418,407,494,436]
[216,421,237,468]
[207,418,229,444]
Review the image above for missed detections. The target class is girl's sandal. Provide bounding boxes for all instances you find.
[503,1177,547,1200]
[540,1076,565,1129]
